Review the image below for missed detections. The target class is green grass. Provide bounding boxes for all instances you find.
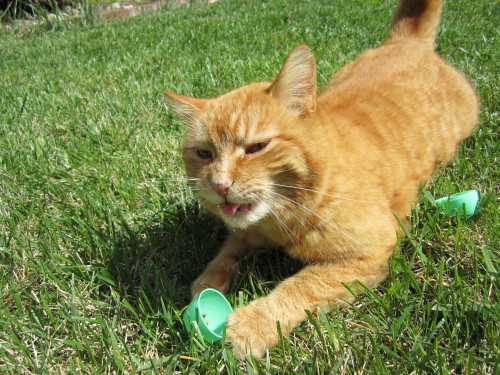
[0,0,498,373]
[1,0,99,29]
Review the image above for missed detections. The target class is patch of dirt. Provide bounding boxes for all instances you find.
[101,0,218,22]
[1,0,218,30]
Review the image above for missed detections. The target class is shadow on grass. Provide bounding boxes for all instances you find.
[106,201,225,310]
[105,199,302,313]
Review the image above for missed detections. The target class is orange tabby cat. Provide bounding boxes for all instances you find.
[164,0,477,359]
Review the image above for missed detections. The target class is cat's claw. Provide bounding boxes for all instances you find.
[225,300,280,360]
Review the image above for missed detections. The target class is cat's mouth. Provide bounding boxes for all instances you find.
[219,202,253,216]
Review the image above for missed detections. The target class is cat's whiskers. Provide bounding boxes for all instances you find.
[136,187,198,213]
[269,193,348,259]
[261,191,333,259]
[267,190,373,254]
[150,177,201,183]
[254,195,300,246]
[175,187,199,195]
[147,177,201,194]
[260,192,308,239]
[261,191,311,236]
[270,183,389,205]
[164,188,198,201]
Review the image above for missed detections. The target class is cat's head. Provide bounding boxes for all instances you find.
[164,45,318,229]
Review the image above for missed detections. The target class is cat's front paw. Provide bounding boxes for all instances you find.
[191,261,238,298]
[225,299,280,359]
[190,274,230,298]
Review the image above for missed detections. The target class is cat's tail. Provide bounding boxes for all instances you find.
[388,0,442,47]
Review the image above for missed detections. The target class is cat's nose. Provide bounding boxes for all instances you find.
[211,180,232,196]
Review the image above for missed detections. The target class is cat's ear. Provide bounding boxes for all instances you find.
[268,44,317,116]
[163,91,207,120]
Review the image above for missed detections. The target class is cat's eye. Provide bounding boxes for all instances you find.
[196,149,212,159]
[245,141,270,154]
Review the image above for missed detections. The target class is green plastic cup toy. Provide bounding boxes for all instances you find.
[435,190,479,219]
[183,288,233,342]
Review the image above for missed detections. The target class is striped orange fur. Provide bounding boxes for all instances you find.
[164,0,477,359]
